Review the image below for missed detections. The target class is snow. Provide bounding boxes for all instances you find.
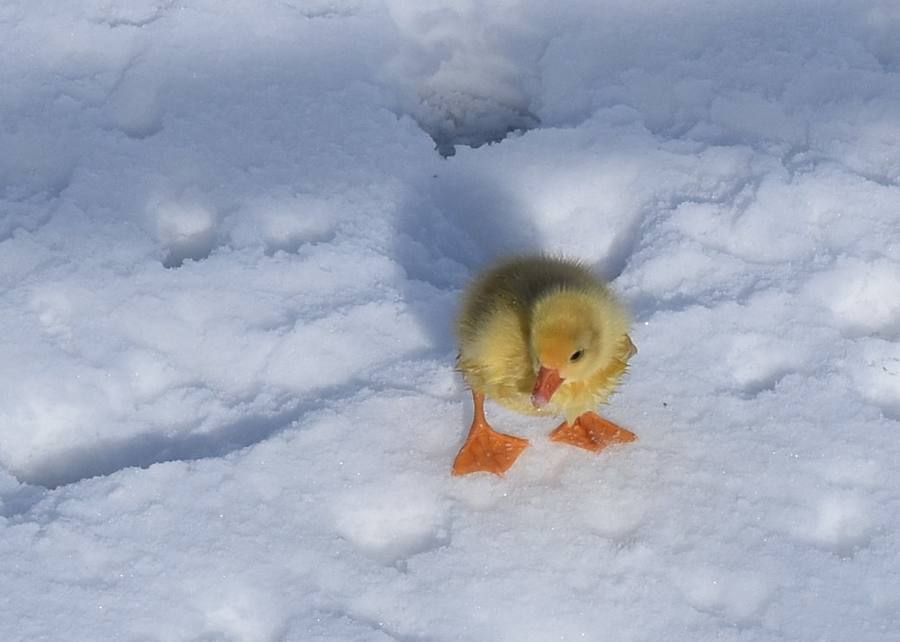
[1,0,899,640]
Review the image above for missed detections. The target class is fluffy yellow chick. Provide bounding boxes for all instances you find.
[453,255,637,476]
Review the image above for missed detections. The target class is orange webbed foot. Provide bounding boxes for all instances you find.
[452,419,529,476]
[550,412,636,452]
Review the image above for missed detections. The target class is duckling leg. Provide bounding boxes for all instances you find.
[452,391,530,476]
[550,412,636,452]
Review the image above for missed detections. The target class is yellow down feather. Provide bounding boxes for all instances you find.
[456,255,635,425]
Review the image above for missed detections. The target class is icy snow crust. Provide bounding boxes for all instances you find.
[2,0,899,639]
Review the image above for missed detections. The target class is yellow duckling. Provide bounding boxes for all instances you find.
[453,255,637,476]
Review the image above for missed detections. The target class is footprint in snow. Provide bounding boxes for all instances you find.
[675,566,771,623]
[107,76,163,139]
[790,493,875,556]
[850,340,900,422]
[580,494,647,541]
[725,332,800,397]
[331,480,449,565]
[805,259,900,339]
[228,194,338,255]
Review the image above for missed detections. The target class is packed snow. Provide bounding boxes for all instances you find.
[1,0,899,640]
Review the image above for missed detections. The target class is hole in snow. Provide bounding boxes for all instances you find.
[387,4,542,157]
[415,92,540,157]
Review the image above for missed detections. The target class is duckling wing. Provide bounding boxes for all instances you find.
[457,303,536,410]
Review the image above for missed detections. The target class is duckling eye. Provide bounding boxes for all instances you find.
[569,349,584,362]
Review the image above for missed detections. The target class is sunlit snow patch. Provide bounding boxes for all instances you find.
[332,478,449,564]
[228,194,339,255]
[154,200,218,268]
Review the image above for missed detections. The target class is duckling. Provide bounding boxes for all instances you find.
[453,255,637,476]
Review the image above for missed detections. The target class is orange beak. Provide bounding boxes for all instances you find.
[531,366,564,408]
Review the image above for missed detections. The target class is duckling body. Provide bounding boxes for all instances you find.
[453,256,637,476]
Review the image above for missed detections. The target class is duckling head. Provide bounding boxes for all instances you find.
[529,288,628,409]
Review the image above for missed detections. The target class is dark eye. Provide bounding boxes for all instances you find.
[569,349,584,362]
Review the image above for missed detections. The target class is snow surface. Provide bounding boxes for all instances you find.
[2,0,899,640]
